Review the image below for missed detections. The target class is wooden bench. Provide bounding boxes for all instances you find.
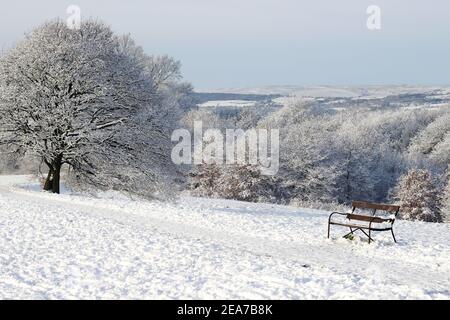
[327,201,400,244]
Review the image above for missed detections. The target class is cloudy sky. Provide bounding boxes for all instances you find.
[0,0,449,89]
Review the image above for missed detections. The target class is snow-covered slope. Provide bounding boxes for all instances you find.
[0,175,449,299]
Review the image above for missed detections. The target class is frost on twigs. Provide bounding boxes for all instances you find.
[394,169,442,223]
[0,20,188,199]
[188,164,286,203]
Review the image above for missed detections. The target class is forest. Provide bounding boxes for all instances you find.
[185,100,449,222]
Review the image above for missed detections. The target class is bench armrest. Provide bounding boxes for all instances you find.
[329,211,395,225]
[328,211,348,223]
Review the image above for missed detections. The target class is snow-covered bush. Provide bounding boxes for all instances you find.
[218,164,285,203]
[394,169,442,222]
[188,164,285,203]
[188,164,223,198]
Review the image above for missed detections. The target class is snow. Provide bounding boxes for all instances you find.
[198,100,257,108]
[0,175,449,299]
[196,85,449,99]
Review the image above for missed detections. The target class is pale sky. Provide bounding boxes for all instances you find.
[0,0,449,89]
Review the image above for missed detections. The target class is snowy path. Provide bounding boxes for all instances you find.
[0,175,449,299]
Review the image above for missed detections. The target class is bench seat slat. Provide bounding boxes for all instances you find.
[346,214,390,223]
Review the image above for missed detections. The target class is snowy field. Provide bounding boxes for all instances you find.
[198,100,257,108]
[0,175,449,300]
[197,85,449,99]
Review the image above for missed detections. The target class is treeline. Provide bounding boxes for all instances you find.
[185,100,450,222]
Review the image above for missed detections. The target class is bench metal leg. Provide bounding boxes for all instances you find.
[329,224,397,244]
[360,229,374,243]
[343,228,354,239]
[391,228,397,243]
[343,228,375,243]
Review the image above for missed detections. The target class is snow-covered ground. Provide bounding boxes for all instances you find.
[0,175,449,299]
[197,85,448,99]
[198,100,257,108]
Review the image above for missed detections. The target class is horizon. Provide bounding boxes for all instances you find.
[195,83,450,93]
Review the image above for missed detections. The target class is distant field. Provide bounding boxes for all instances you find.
[195,85,450,110]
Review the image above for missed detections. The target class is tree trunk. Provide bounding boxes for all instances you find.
[43,154,63,194]
[43,167,53,191]
[52,160,62,194]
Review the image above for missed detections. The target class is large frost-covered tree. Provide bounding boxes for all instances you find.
[0,20,184,196]
[394,169,442,222]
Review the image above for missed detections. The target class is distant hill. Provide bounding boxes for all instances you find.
[192,92,281,104]
[196,85,449,99]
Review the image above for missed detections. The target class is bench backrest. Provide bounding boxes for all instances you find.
[351,201,400,216]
